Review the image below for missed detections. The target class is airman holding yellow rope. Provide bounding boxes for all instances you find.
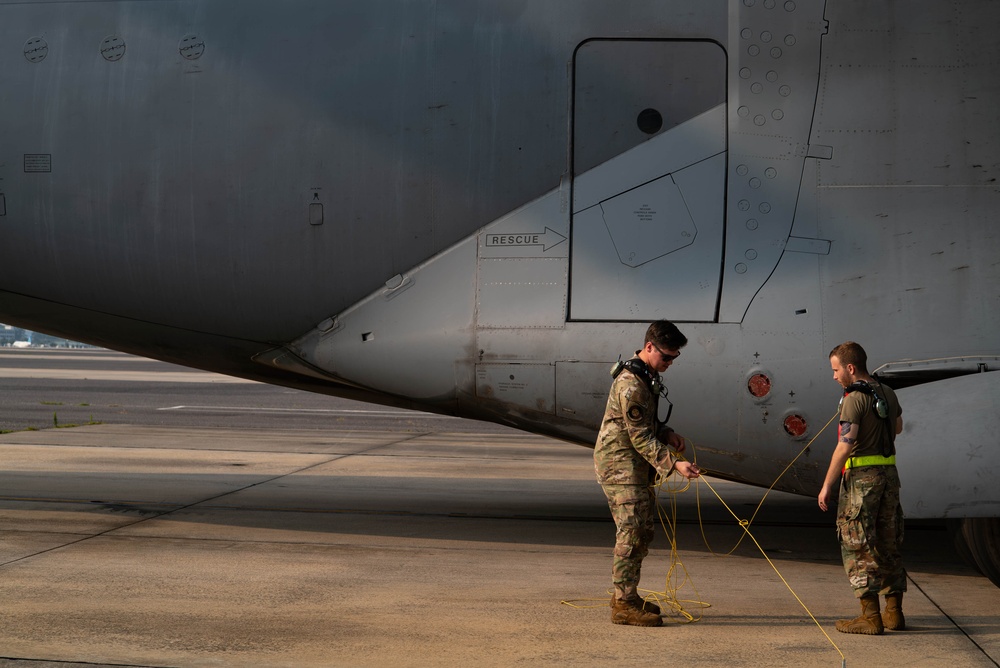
[594,320,701,627]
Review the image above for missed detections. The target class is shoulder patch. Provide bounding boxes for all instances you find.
[626,404,644,422]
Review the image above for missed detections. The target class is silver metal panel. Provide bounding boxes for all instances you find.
[896,371,1000,518]
[554,361,612,430]
[570,152,725,322]
[817,185,1000,359]
[741,247,824,336]
[288,237,479,402]
[477,258,567,329]
[476,184,570,329]
[815,10,999,189]
[718,0,828,322]
[475,363,555,415]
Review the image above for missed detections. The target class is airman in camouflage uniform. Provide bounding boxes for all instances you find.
[595,320,701,627]
[819,341,906,635]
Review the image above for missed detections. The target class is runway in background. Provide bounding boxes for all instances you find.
[0,347,515,434]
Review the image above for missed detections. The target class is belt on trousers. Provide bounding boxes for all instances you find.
[844,454,896,469]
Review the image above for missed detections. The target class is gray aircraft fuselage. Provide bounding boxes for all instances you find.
[1,0,999,580]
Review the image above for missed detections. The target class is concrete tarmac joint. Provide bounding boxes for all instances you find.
[0,424,997,667]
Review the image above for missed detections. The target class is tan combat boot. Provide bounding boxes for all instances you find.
[835,594,884,635]
[883,592,905,630]
[611,596,663,627]
[609,594,661,615]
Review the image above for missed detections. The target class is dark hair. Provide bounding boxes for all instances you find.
[645,320,687,351]
[830,341,869,374]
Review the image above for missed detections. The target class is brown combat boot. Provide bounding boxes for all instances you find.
[611,596,663,627]
[883,592,905,630]
[609,594,661,615]
[835,594,884,635]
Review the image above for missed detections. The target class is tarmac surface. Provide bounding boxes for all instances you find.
[0,348,998,667]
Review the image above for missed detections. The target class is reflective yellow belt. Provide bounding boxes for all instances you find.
[845,454,896,469]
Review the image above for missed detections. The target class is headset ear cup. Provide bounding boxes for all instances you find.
[847,381,890,420]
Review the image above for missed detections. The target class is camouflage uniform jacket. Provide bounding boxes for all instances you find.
[594,358,677,485]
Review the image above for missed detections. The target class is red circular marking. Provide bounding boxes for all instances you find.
[748,373,771,397]
[783,414,808,437]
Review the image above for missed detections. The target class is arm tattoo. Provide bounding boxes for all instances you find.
[839,420,859,446]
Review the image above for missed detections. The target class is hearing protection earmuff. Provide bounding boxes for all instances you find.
[841,380,889,419]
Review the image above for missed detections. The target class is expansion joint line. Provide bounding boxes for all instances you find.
[907,576,1000,667]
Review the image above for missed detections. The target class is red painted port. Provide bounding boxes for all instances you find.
[783,414,808,437]
[748,373,771,398]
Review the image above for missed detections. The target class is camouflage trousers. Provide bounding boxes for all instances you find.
[601,483,656,599]
[836,465,907,597]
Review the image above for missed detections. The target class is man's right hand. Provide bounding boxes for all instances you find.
[818,484,834,511]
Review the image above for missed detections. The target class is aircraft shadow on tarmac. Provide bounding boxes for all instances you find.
[3,469,981,582]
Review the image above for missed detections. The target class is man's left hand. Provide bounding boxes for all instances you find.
[666,430,686,453]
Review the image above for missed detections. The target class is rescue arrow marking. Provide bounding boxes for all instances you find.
[484,226,567,252]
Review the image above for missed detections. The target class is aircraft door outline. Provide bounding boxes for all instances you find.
[568,39,728,323]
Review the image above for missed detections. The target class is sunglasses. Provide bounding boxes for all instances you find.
[653,344,680,362]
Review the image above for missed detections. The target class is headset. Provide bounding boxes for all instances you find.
[610,355,673,425]
[842,380,889,419]
[840,376,895,456]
